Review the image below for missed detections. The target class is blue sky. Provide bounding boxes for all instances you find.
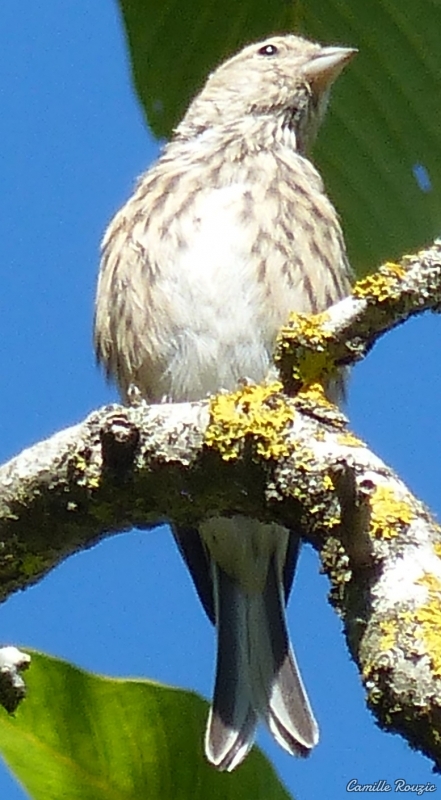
[0,2,440,798]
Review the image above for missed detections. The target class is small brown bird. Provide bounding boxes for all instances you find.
[95,34,355,770]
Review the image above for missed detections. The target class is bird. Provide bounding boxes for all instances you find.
[94,33,355,771]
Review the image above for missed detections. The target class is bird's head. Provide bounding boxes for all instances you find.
[176,34,356,153]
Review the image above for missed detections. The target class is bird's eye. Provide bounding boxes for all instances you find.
[257,44,279,57]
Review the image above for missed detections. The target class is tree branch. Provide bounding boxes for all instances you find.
[276,238,441,391]
[1,242,441,766]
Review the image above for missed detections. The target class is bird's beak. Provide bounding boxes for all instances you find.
[303,46,357,93]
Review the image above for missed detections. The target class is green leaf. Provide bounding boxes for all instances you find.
[0,651,291,800]
[118,0,441,273]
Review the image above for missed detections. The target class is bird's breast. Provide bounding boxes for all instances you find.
[98,148,351,402]
[144,181,282,400]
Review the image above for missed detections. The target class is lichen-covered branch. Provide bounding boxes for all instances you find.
[276,239,441,391]
[0,242,441,762]
[0,402,208,601]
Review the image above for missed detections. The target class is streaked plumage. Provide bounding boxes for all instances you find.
[94,34,355,770]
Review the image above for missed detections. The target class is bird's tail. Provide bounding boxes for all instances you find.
[206,554,318,771]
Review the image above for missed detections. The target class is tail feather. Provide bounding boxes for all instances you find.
[266,648,318,757]
[206,566,257,770]
[206,554,318,771]
[173,519,318,770]
[259,553,319,755]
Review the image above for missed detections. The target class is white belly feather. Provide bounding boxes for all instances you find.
[145,184,280,400]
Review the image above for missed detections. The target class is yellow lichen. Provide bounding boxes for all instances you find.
[321,512,342,531]
[294,354,332,386]
[337,432,365,448]
[277,311,333,348]
[415,574,441,677]
[297,381,335,408]
[378,618,398,652]
[73,454,88,472]
[363,610,413,679]
[276,312,338,386]
[382,261,407,277]
[72,453,101,490]
[294,446,317,472]
[434,542,441,560]
[353,262,406,302]
[369,485,414,539]
[205,382,294,461]
[323,474,335,492]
